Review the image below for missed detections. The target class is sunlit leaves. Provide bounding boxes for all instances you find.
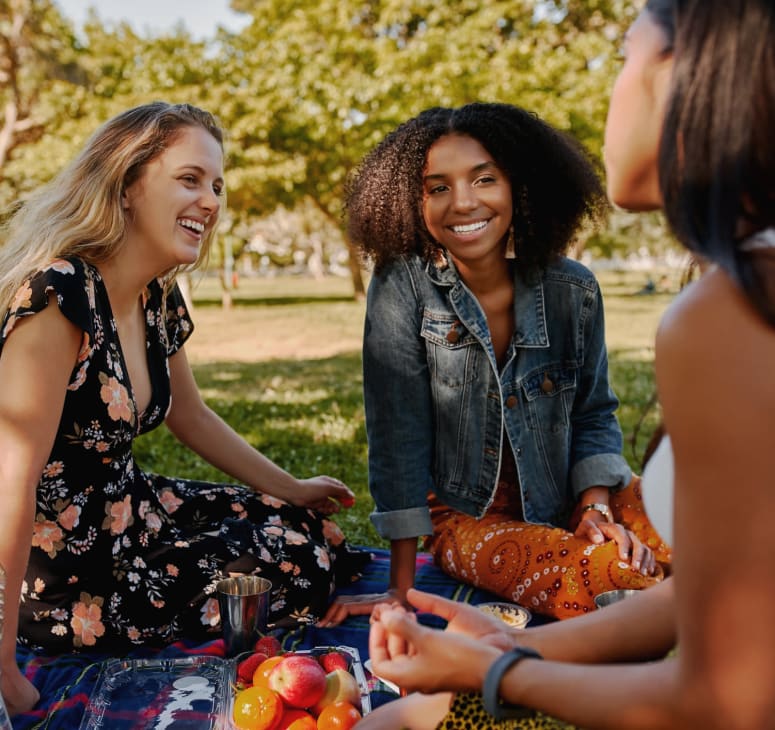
[2,0,666,259]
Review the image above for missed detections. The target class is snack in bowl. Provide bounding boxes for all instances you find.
[477,601,531,629]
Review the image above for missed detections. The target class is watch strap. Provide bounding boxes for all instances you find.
[482,646,543,719]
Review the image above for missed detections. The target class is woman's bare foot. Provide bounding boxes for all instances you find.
[2,664,39,717]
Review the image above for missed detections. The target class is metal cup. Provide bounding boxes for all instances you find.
[593,588,639,609]
[216,576,271,657]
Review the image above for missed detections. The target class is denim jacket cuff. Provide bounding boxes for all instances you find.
[571,454,632,499]
[370,506,434,540]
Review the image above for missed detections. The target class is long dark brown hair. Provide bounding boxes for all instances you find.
[657,0,775,326]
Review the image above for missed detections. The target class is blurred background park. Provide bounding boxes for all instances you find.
[2,0,681,546]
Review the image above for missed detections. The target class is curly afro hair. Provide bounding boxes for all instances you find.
[345,102,607,275]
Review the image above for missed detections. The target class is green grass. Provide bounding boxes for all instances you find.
[134,270,672,548]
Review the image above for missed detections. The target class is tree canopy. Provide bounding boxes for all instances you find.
[1,0,671,288]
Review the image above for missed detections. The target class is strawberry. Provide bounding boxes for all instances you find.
[320,650,350,673]
[236,651,268,686]
[254,635,283,657]
[339,495,356,508]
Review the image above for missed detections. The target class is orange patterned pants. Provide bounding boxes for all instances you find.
[425,476,672,620]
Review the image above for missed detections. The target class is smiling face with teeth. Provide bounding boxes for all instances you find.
[121,125,224,276]
[422,133,513,271]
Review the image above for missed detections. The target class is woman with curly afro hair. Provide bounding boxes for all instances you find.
[320,102,671,629]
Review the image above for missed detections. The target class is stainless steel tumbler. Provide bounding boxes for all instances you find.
[215,576,272,657]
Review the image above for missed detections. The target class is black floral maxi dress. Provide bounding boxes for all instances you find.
[0,257,370,653]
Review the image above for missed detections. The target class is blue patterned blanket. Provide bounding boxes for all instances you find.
[12,548,511,729]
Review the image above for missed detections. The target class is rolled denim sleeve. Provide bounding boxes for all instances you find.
[363,261,436,540]
[569,278,632,497]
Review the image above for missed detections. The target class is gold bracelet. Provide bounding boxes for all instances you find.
[581,502,614,523]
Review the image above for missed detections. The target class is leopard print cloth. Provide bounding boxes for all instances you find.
[436,692,575,730]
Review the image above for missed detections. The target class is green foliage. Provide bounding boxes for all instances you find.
[0,0,83,203]
[213,0,635,221]
[0,4,216,212]
[1,0,674,261]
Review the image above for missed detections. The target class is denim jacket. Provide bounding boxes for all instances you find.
[363,253,631,541]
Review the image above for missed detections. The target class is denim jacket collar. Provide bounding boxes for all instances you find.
[425,252,549,349]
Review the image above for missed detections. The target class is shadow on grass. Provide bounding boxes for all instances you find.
[134,352,384,547]
[192,295,357,308]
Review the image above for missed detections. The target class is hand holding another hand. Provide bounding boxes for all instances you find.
[367,589,526,694]
[402,589,520,652]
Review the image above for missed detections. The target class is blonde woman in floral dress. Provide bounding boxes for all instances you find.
[0,102,369,717]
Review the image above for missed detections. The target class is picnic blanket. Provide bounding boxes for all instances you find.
[11,548,521,729]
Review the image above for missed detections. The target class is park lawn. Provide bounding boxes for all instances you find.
[134,270,676,548]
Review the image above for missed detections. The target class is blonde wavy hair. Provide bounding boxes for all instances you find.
[0,101,224,312]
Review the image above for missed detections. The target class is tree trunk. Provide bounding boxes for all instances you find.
[309,196,365,300]
[345,238,365,301]
[177,272,194,313]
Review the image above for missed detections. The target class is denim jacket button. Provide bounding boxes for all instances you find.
[541,374,554,393]
[446,328,460,344]
[505,395,519,408]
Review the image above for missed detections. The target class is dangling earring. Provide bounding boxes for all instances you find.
[505,224,516,259]
[430,245,448,270]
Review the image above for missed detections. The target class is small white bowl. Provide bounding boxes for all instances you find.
[477,602,531,629]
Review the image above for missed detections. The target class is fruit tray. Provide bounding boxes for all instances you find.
[79,645,370,729]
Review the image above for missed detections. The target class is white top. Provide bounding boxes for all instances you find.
[739,227,775,251]
[641,435,674,547]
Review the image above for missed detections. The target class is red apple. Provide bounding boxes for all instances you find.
[310,668,361,716]
[268,654,327,709]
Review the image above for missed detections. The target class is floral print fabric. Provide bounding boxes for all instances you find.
[0,258,370,652]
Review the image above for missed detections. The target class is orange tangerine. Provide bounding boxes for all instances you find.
[278,708,317,729]
[232,684,284,730]
[253,655,285,688]
[315,701,361,730]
